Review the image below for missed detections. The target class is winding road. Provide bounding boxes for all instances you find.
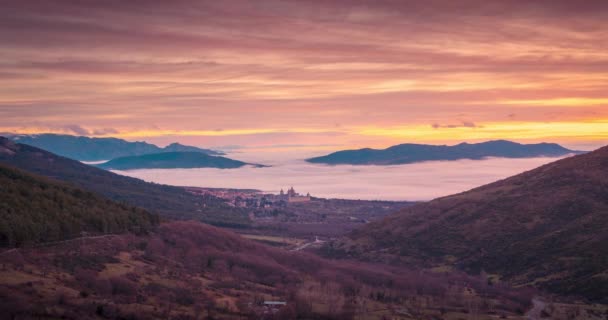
[290,236,325,251]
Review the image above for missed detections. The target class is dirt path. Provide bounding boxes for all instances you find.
[0,248,18,255]
[291,241,315,251]
[0,234,119,255]
[525,297,546,320]
[290,236,324,251]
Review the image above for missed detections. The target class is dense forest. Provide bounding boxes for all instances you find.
[0,137,251,228]
[0,164,159,247]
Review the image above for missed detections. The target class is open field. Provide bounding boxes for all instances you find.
[239,234,306,248]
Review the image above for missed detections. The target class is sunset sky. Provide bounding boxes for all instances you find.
[1,0,607,151]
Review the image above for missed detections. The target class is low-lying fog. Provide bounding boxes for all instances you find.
[109,150,567,201]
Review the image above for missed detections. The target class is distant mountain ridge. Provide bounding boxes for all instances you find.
[307,140,583,165]
[98,151,257,170]
[0,137,251,228]
[325,145,608,301]
[162,142,219,154]
[8,134,223,161]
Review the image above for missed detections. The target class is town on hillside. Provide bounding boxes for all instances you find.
[185,186,311,208]
[184,185,413,240]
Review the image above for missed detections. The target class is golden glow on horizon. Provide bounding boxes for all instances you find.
[495,98,608,107]
[5,120,607,148]
[356,121,608,142]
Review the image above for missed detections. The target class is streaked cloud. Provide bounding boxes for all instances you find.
[495,98,608,107]
[0,0,607,150]
[432,121,480,129]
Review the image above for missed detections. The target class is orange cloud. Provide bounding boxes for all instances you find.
[1,1,607,150]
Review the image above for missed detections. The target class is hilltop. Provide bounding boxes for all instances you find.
[307,140,582,165]
[98,151,254,170]
[0,137,250,228]
[8,134,223,161]
[325,145,608,301]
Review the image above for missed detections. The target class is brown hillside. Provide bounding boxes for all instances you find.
[327,146,608,302]
[0,221,535,319]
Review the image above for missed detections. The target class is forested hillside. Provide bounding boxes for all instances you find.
[0,137,251,228]
[326,146,608,302]
[0,164,158,247]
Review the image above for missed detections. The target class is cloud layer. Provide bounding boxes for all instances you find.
[111,156,567,201]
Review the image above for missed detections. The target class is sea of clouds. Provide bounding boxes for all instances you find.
[110,150,566,201]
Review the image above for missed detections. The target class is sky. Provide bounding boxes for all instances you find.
[1,0,608,152]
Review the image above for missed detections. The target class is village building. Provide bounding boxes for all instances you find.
[279,186,311,203]
[262,301,287,313]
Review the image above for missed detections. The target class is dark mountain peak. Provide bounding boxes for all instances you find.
[478,140,575,152]
[387,143,432,149]
[478,139,518,145]
[161,142,224,155]
[166,142,185,147]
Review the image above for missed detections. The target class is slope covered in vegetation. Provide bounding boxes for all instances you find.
[0,137,250,228]
[0,164,158,247]
[0,221,536,320]
[326,146,608,302]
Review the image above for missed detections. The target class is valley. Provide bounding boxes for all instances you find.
[0,222,540,320]
[2,2,608,319]
[185,186,414,247]
[1,135,607,319]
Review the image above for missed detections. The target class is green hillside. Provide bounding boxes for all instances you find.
[0,137,251,228]
[0,164,159,247]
